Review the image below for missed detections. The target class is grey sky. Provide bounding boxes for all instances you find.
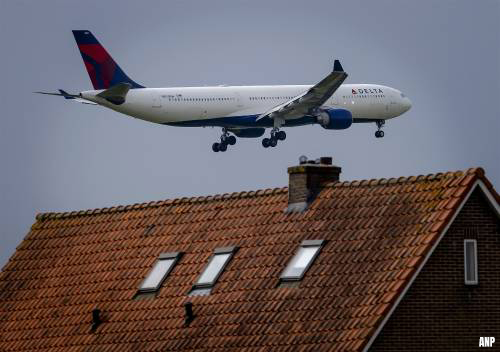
[1,0,499,267]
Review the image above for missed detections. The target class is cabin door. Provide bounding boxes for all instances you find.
[152,93,162,108]
[235,91,244,109]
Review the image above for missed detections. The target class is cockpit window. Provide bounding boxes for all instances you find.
[400,93,406,98]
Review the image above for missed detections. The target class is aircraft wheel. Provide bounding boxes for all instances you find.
[379,131,384,138]
[262,138,270,148]
[212,143,220,152]
[227,135,236,145]
[277,131,286,141]
[219,142,227,152]
[269,137,278,147]
[375,131,381,138]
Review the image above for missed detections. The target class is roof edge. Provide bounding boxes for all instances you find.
[34,167,495,221]
[361,179,499,352]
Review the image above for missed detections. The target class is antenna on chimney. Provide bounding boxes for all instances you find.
[184,302,195,326]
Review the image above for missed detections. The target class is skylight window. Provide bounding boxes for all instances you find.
[464,239,478,285]
[138,252,182,292]
[189,246,237,296]
[280,240,324,281]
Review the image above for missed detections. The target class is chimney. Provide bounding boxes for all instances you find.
[286,156,341,213]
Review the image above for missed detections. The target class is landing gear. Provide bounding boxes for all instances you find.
[212,128,236,152]
[262,128,286,148]
[375,120,385,138]
[276,130,286,141]
[226,135,236,145]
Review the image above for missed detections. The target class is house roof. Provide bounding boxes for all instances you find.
[0,167,498,351]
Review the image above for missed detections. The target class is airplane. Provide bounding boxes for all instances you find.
[36,30,412,152]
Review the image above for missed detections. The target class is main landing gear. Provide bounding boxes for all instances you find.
[262,128,286,148]
[212,128,236,152]
[375,120,385,138]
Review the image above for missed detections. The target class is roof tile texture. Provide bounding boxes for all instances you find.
[0,168,496,351]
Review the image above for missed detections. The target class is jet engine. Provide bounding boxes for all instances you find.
[317,108,353,130]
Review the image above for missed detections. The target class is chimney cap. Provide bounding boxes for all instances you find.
[320,157,332,165]
[298,155,333,166]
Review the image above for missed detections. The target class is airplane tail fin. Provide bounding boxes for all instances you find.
[72,30,144,90]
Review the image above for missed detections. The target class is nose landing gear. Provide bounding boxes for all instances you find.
[375,120,385,138]
[212,128,236,152]
[262,128,286,148]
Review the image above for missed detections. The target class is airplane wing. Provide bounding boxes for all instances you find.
[257,59,347,122]
[34,89,97,105]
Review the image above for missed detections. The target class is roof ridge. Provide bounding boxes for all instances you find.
[35,186,289,221]
[325,167,484,188]
[35,168,487,221]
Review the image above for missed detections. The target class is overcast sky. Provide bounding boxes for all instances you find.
[1,0,499,267]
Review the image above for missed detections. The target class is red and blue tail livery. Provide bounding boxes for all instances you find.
[72,30,144,90]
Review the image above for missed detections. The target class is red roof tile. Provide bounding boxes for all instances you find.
[0,168,498,351]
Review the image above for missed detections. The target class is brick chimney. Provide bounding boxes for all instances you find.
[286,156,341,213]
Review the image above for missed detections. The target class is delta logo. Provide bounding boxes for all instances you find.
[352,88,383,94]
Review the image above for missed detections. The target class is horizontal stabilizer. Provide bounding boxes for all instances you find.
[72,98,98,105]
[34,90,97,105]
[58,89,75,99]
[96,82,131,105]
[35,90,79,98]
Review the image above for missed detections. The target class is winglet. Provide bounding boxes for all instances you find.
[333,59,344,72]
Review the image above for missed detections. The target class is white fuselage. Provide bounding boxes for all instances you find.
[81,83,411,128]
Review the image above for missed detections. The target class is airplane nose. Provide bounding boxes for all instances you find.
[403,97,412,112]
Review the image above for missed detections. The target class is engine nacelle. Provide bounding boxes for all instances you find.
[317,108,353,130]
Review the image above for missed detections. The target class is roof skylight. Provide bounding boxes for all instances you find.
[280,240,324,281]
[189,246,237,296]
[138,252,182,292]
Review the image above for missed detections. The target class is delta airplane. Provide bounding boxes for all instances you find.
[37,30,412,152]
